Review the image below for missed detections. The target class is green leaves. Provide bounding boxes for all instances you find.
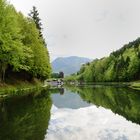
[74,38,140,82]
[0,0,51,82]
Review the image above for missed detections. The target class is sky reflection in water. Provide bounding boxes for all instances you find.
[46,105,140,140]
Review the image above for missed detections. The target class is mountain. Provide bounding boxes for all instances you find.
[66,38,140,82]
[51,56,92,75]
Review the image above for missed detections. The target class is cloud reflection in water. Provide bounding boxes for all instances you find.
[45,105,140,140]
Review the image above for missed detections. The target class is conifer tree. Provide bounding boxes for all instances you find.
[29,6,47,46]
[29,6,43,37]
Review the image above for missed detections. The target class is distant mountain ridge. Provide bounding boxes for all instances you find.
[51,56,92,75]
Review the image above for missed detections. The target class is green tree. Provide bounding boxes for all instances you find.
[74,38,140,82]
[29,6,43,37]
[0,0,51,83]
[0,1,25,81]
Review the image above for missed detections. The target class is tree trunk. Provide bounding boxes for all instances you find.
[2,68,5,82]
[0,72,2,83]
[0,64,2,83]
[1,64,8,83]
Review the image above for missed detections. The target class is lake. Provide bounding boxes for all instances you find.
[0,85,140,140]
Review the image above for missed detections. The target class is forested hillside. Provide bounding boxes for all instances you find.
[0,0,51,83]
[67,38,140,82]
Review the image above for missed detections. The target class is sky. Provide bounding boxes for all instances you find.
[9,0,140,61]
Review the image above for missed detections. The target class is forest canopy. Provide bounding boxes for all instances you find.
[0,0,51,83]
[66,38,140,82]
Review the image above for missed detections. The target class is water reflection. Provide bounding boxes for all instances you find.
[0,86,140,140]
[46,86,140,140]
[51,89,90,109]
[46,105,140,140]
[0,89,52,140]
[69,86,140,124]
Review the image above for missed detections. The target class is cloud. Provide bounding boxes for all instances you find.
[9,0,140,60]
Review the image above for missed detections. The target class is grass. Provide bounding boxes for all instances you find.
[0,80,50,99]
[130,81,140,90]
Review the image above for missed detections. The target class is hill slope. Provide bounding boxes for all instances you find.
[51,56,91,75]
[66,38,140,82]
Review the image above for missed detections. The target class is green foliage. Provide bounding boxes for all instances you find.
[75,38,140,82]
[130,82,140,90]
[68,85,140,124]
[51,72,64,78]
[64,74,77,82]
[0,89,52,140]
[0,0,51,82]
[29,6,43,37]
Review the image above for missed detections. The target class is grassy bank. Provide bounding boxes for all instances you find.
[65,81,131,87]
[130,82,140,90]
[0,80,49,100]
[65,80,140,91]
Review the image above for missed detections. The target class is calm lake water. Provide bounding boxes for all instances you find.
[0,86,140,140]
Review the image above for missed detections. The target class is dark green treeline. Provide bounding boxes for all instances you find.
[67,38,140,82]
[0,0,51,83]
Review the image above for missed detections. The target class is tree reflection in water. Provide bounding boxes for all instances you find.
[0,89,52,140]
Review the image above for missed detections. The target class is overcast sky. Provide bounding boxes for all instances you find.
[9,0,140,61]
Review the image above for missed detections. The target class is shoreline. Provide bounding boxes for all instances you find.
[129,82,140,90]
[65,81,140,90]
[0,81,139,100]
[0,82,50,100]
